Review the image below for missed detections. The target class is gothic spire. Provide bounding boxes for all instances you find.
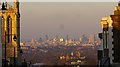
[14,0,19,13]
[2,2,7,10]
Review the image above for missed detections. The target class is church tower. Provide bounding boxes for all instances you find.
[0,0,21,65]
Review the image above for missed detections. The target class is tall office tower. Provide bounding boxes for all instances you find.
[66,34,69,40]
[38,37,43,43]
[89,34,95,44]
[0,0,22,65]
[56,34,58,39]
[81,34,88,44]
[45,35,48,40]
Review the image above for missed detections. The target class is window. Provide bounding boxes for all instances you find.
[6,16,12,43]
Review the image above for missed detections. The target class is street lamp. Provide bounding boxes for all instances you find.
[13,35,17,42]
[13,35,17,67]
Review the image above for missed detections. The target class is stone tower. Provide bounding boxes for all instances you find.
[0,0,21,65]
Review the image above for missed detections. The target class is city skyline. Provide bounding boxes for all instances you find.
[19,2,117,41]
[1,1,120,66]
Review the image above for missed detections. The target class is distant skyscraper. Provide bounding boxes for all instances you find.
[89,34,95,44]
[66,34,69,40]
[81,34,88,44]
[56,35,58,39]
[45,35,48,40]
[38,37,43,43]
[79,37,82,43]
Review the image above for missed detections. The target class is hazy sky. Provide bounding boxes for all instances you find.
[19,2,117,41]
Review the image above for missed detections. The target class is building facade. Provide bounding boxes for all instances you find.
[0,0,21,65]
[0,16,2,67]
[98,2,120,66]
[110,2,120,63]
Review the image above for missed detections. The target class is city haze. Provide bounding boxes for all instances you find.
[20,2,117,41]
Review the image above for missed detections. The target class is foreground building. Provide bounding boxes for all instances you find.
[0,0,22,66]
[98,2,120,66]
